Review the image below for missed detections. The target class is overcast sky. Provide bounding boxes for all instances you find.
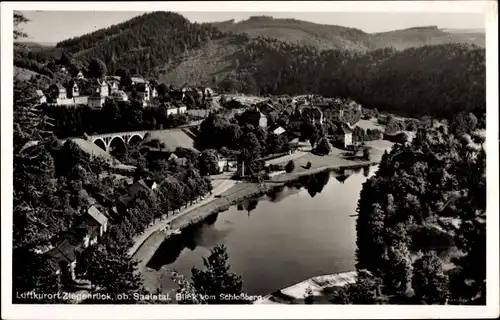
[19,11,485,44]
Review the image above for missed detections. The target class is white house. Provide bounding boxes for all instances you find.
[92,79,109,97]
[83,205,108,237]
[332,123,353,149]
[107,80,120,94]
[164,102,187,116]
[77,71,85,80]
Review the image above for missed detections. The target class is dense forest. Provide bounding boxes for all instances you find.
[327,125,486,304]
[218,37,485,119]
[56,12,224,76]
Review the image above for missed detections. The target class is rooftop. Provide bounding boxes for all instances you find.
[87,205,108,226]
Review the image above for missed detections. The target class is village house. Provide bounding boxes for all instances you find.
[128,178,158,198]
[45,226,96,287]
[302,106,324,125]
[136,83,151,101]
[163,102,187,116]
[49,83,67,100]
[45,239,80,286]
[78,205,109,238]
[88,94,107,109]
[35,90,47,105]
[269,124,286,136]
[330,122,353,149]
[76,71,85,80]
[91,79,109,97]
[107,79,120,94]
[238,106,268,128]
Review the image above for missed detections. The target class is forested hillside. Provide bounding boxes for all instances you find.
[26,11,485,120]
[165,36,485,119]
[56,11,224,76]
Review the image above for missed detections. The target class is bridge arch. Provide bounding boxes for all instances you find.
[108,136,126,155]
[93,138,107,152]
[127,134,143,146]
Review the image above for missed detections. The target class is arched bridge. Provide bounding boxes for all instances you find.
[89,130,150,153]
[60,121,202,153]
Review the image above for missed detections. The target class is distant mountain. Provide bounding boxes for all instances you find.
[208,16,369,51]
[209,17,485,51]
[367,26,485,50]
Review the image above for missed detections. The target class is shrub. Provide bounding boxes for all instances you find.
[285,160,295,173]
[305,161,312,169]
[363,147,370,161]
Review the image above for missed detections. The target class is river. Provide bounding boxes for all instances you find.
[143,165,378,296]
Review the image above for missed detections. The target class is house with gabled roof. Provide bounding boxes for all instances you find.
[45,236,84,285]
[330,122,353,149]
[78,205,108,238]
[128,178,158,198]
[136,83,151,101]
[91,79,109,97]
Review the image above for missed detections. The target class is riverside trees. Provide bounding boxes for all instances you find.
[341,125,487,304]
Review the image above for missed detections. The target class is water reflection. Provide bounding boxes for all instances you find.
[148,168,362,271]
[145,165,378,295]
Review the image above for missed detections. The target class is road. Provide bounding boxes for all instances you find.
[127,175,236,258]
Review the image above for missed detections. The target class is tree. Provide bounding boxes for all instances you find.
[156,83,168,97]
[363,147,370,161]
[14,11,29,41]
[285,160,295,173]
[76,245,144,303]
[87,58,108,79]
[328,270,384,304]
[199,149,220,176]
[190,245,248,304]
[314,137,332,156]
[450,112,478,136]
[412,252,449,304]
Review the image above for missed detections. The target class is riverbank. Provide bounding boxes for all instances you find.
[131,139,394,269]
[254,271,358,304]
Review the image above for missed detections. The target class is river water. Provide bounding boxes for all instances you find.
[145,165,378,296]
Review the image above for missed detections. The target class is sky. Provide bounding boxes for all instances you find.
[19,11,485,44]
